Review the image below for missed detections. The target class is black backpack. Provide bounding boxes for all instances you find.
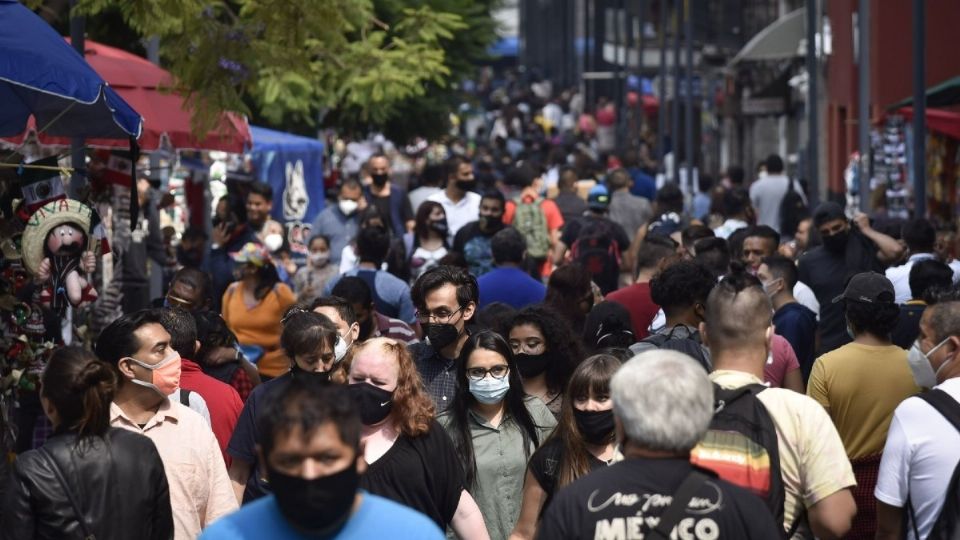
[779,179,808,238]
[571,218,621,294]
[911,389,960,539]
[690,383,788,534]
[640,325,711,372]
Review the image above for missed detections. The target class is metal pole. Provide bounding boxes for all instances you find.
[913,0,926,217]
[806,0,819,205]
[684,0,694,190]
[69,0,86,198]
[671,0,682,184]
[857,0,870,212]
[657,0,668,165]
[614,0,624,151]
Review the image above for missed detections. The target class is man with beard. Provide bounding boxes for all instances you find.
[364,154,414,237]
[452,190,506,277]
[798,202,904,354]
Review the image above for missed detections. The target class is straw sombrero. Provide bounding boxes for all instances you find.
[20,199,99,276]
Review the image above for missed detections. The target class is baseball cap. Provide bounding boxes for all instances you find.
[587,185,610,210]
[832,272,895,304]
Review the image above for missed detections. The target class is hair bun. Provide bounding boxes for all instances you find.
[78,360,114,388]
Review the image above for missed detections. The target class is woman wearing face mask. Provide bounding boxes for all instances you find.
[405,201,450,282]
[507,305,584,419]
[349,337,491,539]
[3,346,174,539]
[438,331,556,540]
[226,308,342,504]
[509,354,622,540]
[221,242,295,379]
[293,234,338,302]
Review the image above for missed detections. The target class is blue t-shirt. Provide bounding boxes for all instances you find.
[477,267,546,309]
[323,269,416,324]
[199,492,443,540]
[772,302,818,381]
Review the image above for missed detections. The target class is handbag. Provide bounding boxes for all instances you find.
[39,447,95,540]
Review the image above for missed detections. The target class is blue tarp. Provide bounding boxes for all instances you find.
[0,0,142,139]
[248,125,325,226]
[488,36,519,58]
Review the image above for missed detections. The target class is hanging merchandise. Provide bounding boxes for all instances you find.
[870,115,909,219]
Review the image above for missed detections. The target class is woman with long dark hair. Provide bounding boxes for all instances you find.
[438,331,556,539]
[3,347,173,539]
[221,242,296,379]
[543,264,594,334]
[509,354,622,540]
[582,301,636,353]
[507,305,584,418]
[405,201,449,282]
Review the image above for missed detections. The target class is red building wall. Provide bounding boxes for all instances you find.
[826,0,960,196]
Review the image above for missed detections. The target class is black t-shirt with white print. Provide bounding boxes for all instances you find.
[537,457,780,540]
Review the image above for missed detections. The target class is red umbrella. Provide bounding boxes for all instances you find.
[8,39,251,152]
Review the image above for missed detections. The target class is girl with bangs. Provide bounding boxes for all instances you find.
[508,354,623,540]
[348,337,490,538]
[439,331,557,540]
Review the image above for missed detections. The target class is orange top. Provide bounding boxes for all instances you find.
[504,188,565,277]
[221,281,296,378]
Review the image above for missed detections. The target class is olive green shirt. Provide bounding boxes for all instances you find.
[438,396,557,540]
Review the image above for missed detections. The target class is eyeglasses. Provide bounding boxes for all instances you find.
[466,365,509,381]
[416,305,464,325]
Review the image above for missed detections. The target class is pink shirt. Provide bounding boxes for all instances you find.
[111,399,238,539]
[764,334,801,388]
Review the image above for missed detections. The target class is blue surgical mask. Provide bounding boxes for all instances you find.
[468,376,510,404]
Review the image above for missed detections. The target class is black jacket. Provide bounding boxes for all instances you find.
[2,428,173,540]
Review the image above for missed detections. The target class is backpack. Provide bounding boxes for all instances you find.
[779,179,808,238]
[513,197,552,259]
[570,218,621,293]
[690,383,788,534]
[640,325,711,372]
[912,389,960,540]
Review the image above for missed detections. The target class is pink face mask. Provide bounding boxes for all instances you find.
[126,351,181,397]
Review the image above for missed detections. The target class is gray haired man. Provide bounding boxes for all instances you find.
[538,350,780,539]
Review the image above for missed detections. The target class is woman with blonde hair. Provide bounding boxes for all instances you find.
[349,337,490,539]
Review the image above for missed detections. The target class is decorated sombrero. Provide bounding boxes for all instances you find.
[20,199,101,276]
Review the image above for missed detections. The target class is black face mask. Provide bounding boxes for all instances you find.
[478,215,503,234]
[371,173,389,187]
[290,363,332,384]
[267,460,359,536]
[515,352,551,378]
[456,179,476,192]
[423,322,461,351]
[348,382,394,425]
[822,230,849,254]
[429,220,449,235]
[573,409,616,445]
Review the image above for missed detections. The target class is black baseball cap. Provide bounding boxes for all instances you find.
[832,272,896,304]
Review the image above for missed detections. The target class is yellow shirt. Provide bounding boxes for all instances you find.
[221,281,296,378]
[807,342,919,459]
[111,400,237,540]
[709,370,856,537]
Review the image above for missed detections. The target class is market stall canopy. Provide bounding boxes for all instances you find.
[0,0,142,139]
[889,75,960,110]
[729,8,805,66]
[9,40,251,152]
[248,125,325,225]
[895,107,960,141]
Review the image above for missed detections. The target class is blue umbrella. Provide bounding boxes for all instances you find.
[0,0,142,139]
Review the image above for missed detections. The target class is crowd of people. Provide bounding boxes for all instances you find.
[7,76,960,538]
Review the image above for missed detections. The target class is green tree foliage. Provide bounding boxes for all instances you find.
[30,0,478,137]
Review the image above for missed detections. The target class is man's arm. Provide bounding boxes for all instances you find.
[874,500,903,540]
[854,212,905,264]
[807,488,856,539]
[227,458,251,504]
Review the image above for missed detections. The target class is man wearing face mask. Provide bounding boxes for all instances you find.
[409,265,480,411]
[364,153,415,236]
[312,296,362,358]
[311,178,366,267]
[329,278,419,345]
[453,190,507,278]
[428,155,481,243]
[758,255,818,382]
[875,290,960,540]
[798,202,904,354]
[97,310,238,540]
[293,234,339,302]
[200,380,443,540]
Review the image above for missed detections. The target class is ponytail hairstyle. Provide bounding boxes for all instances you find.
[41,346,117,440]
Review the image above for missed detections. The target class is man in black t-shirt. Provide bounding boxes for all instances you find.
[797,202,904,355]
[556,185,631,294]
[538,350,780,539]
[452,190,506,278]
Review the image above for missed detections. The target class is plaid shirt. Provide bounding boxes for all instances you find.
[410,342,458,413]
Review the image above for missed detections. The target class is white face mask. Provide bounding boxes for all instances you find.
[309,252,330,267]
[338,199,359,216]
[264,233,284,252]
[908,337,951,388]
[334,335,350,363]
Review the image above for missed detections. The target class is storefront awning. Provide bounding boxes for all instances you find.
[889,75,960,109]
[730,9,805,65]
